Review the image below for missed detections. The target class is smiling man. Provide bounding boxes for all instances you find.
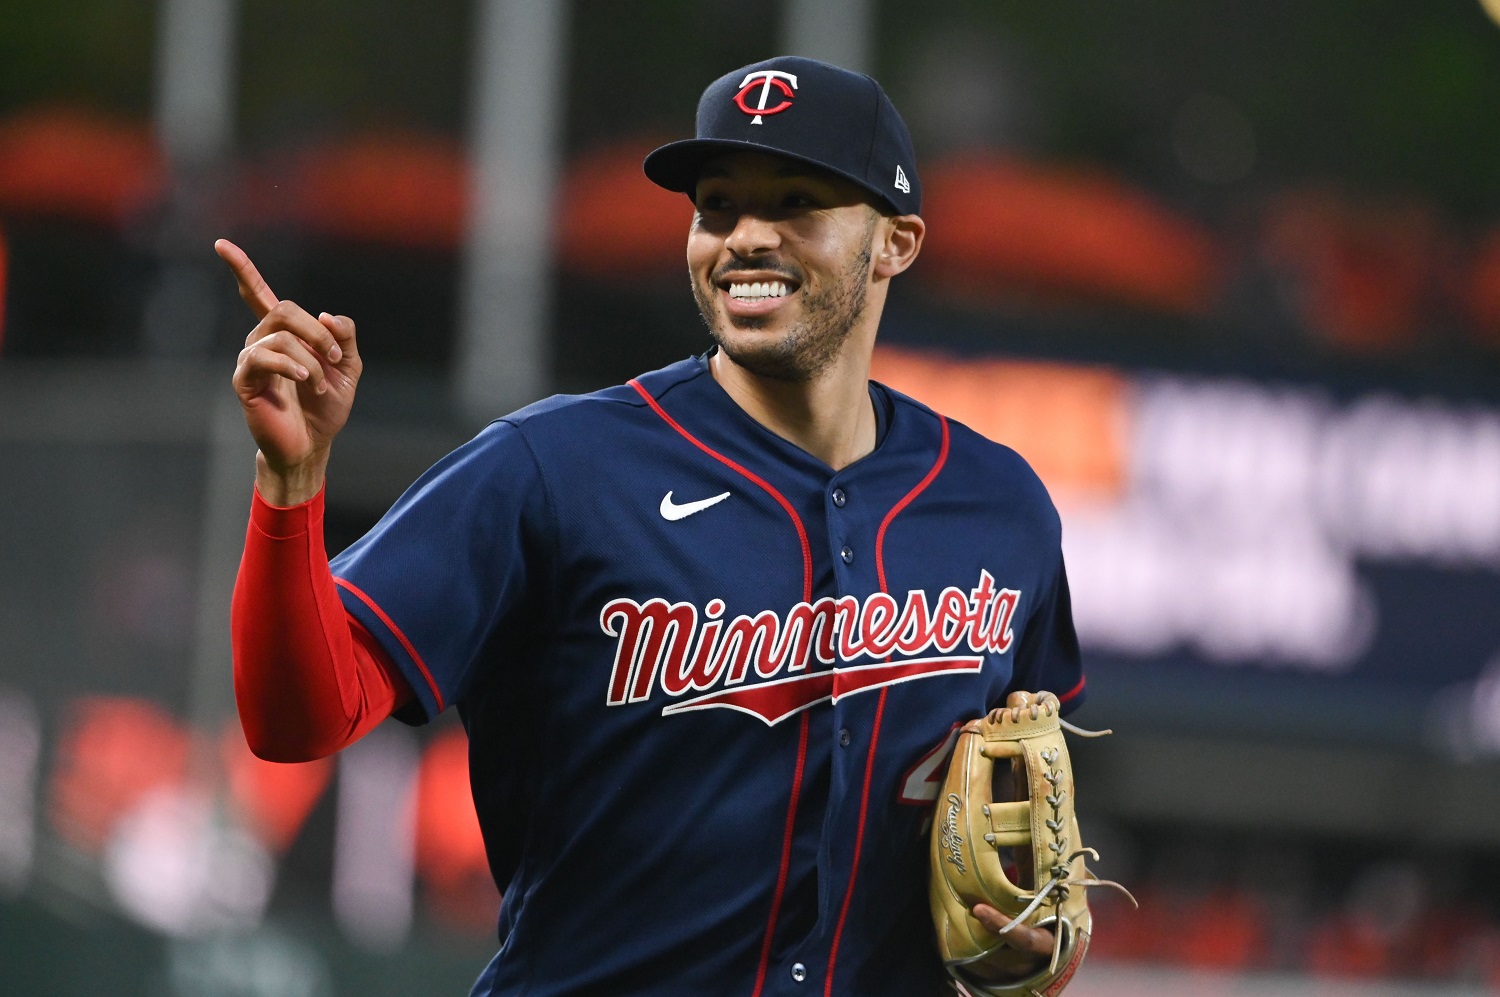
[222,56,1086,996]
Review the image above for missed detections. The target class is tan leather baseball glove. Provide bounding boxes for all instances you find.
[930,691,1131,996]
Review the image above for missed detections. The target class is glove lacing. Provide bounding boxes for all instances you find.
[985,704,1137,976]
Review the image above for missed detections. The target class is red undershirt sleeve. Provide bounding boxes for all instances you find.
[231,484,414,762]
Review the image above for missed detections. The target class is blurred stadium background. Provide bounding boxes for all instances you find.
[3,0,1500,994]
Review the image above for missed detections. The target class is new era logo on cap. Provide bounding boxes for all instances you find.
[643,55,922,216]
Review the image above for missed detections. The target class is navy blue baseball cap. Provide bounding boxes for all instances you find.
[644,56,921,216]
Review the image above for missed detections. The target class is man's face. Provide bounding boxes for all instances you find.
[687,151,882,382]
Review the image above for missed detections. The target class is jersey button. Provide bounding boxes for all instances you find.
[840,545,854,564]
[839,727,851,747]
[831,487,847,508]
[790,963,808,983]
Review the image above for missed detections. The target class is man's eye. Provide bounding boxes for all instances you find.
[697,194,731,212]
[783,193,819,209]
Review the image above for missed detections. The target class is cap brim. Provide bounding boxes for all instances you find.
[642,138,901,213]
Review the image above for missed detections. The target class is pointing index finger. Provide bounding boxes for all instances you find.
[214,238,279,319]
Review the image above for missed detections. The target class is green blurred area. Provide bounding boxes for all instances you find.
[3,901,492,996]
[922,0,1500,216]
[5,0,1499,213]
[0,0,156,115]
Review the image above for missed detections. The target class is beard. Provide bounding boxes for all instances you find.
[692,226,876,383]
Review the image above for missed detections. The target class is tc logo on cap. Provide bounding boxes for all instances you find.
[733,70,798,125]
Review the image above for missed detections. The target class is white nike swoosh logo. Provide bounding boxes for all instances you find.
[660,490,731,521]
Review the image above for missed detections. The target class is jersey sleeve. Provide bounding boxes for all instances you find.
[232,486,414,761]
[329,419,553,721]
[1007,554,1086,716]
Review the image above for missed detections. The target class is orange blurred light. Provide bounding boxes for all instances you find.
[48,697,190,853]
[414,727,498,931]
[1260,190,1445,353]
[0,109,165,226]
[1304,913,1398,979]
[1166,889,1269,970]
[1087,885,1164,964]
[219,724,333,854]
[1467,227,1500,349]
[919,155,1224,316]
[555,139,695,279]
[870,346,1129,502]
[257,132,470,249]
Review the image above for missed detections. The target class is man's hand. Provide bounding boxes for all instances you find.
[217,239,362,505]
[972,904,1056,962]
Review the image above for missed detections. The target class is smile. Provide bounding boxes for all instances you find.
[727,281,791,300]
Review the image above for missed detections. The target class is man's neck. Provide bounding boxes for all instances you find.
[709,347,877,472]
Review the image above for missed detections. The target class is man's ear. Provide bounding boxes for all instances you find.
[873,214,925,279]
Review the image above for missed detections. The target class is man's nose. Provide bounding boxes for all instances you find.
[724,211,781,258]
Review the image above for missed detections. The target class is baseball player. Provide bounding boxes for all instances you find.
[224,56,1086,996]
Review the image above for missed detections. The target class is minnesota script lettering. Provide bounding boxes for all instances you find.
[599,570,1021,725]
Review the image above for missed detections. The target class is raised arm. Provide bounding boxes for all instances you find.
[217,240,410,761]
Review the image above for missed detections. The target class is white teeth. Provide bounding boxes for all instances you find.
[728,281,789,300]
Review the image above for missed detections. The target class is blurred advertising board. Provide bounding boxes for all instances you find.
[872,346,1500,747]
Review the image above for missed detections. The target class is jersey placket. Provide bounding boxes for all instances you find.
[635,375,844,997]
[771,414,951,996]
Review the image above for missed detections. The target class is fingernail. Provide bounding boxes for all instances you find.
[329,345,342,362]
[295,365,309,379]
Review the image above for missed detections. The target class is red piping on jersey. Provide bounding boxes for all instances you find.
[825,413,950,996]
[627,376,814,997]
[825,684,890,997]
[333,577,445,712]
[1058,676,1086,704]
[873,414,951,595]
[628,378,814,603]
[752,710,810,997]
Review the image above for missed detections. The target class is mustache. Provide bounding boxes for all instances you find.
[711,259,803,285]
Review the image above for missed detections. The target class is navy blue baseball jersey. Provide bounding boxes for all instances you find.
[329,354,1085,997]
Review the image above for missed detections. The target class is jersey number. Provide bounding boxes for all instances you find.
[898,722,963,805]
